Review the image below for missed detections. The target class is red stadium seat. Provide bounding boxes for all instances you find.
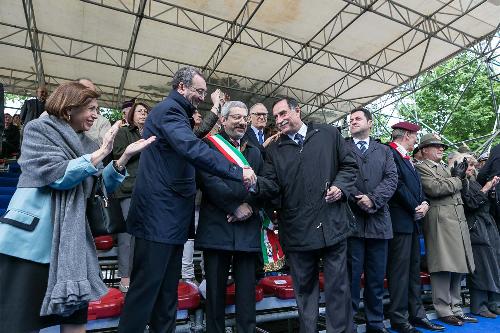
[178,281,201,310]
[259,275,295,299]
[225,283,264,305]
[94,235,114,251]
[88,288,124,320]
[420,272,431,285]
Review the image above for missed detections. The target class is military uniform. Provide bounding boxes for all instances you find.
[415,134,475,321]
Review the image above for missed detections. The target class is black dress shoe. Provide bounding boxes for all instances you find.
[390,322,421,333]
[366,327,390,333]
[489,307,500,315]
[456,314,479,323]
[411,317,445,331]
[438,315,464,326]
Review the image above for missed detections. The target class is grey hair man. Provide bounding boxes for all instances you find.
[195,100,264,333]
[243,103,268,149]
[386,122,445,333]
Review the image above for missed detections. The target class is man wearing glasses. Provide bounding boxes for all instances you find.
[244,103,268,155]
[119,66,257,333]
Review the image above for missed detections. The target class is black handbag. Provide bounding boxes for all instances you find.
[87,176,126,236]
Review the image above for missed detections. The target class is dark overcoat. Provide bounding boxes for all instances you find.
[127,90,243,244]
[257,123,358,252]
[387,145,426,234]
[461,178,500,292]
[346,138,397,239]
[195,132,264,252]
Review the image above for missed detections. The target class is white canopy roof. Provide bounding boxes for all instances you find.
[1,0,499,122]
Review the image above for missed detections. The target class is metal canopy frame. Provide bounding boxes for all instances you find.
[353,31,500,153]
[0,0,498,137]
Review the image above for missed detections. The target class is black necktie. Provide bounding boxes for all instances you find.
[294,133,304,146]
[357,141,367,154]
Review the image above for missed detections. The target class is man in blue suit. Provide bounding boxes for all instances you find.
[386,121,445,333]
[119,67,257,333]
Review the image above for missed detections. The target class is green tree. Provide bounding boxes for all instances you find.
[396,51,499,151]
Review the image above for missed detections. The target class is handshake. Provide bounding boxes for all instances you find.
[243,166,257,189]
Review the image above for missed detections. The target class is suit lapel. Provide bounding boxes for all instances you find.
[245,128,260,147]
[403,157,419,178]
[365,139,377,155]
[350,140,364,158]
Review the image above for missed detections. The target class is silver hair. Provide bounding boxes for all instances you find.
[249,103,267,113]
[448,152,477,167]
[221,101,248,118]
[171,66,203,89]
[391,128,407,141]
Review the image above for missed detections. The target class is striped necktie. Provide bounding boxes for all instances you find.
[357,141,367,154]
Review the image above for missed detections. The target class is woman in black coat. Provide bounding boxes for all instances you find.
[454,154,500,318]
[112,102,150,292]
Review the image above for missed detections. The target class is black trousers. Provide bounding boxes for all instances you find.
[470,288,500,314]
[387,230,427,325]
[118,238,183,333]
[287,240,352,333]
[203,249,258,333]
[348,237,388,330]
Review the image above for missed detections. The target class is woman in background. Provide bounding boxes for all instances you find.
[113,101,150,293]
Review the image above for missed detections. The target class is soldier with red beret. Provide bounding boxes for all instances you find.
[386,122,446,332]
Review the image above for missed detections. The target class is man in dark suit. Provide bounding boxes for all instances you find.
[119,67,257,333]
[20,85,47,125]
[243,103,268,155]
[347,108,398,333]
[196,100,263,333]
[256,97,358,333]
[386,122,445,333]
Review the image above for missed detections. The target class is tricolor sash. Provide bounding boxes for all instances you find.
[206,134,285,272]
[260,211,285,272]
[206,134,249,167]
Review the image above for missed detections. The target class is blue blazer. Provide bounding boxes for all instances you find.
[126,90,243,245]
[387,146,426,234]
[0,156,125,263]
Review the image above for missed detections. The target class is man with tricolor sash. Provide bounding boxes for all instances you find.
[195,100,264,333]
[255,97,358,333]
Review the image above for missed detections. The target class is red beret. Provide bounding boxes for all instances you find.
[391,121,420,132]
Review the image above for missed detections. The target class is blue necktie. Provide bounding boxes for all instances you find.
[294,133,304,146]
[258,130,264,145]
[357,141,367,154]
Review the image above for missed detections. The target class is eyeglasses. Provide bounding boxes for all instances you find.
[251,112,268,118]
[189,87,207,98]
[227,114,251,122]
